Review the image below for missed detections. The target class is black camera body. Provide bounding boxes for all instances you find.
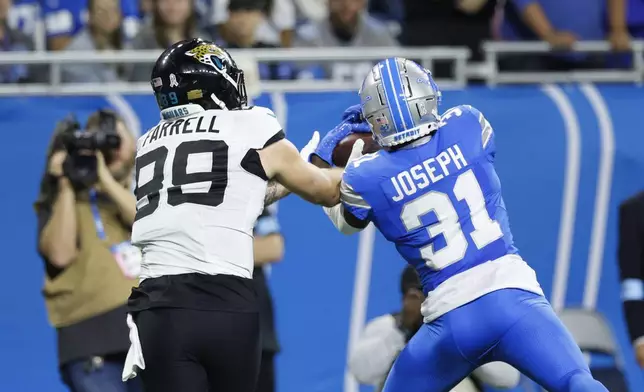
[55,110,122,190]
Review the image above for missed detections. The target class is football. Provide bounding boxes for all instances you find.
[332,133,381,167]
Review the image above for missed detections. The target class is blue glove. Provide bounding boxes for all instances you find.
[342,104,364,123]
[312,119,371,165]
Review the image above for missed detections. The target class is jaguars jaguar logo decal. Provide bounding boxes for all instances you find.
[185,43,238,88]
[185,43,231,72]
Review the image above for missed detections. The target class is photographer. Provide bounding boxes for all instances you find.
[34,110,141,392]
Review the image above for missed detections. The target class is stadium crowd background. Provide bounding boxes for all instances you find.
[2,0,644,391]
[2,0,644,83]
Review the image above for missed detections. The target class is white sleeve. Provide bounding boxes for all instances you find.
[471,362,521,389]
[322,204,363,235]
[348,315,406,386]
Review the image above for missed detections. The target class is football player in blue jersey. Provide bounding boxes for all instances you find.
[312,57,608,392]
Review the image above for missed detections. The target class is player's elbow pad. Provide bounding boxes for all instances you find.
[323,204,362,235]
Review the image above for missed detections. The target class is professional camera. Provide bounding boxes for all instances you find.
[54,110,122,190]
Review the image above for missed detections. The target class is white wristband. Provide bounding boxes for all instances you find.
[323,204,362,235]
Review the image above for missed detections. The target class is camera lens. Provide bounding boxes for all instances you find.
[92,130,121,150]
[105,133,121,149]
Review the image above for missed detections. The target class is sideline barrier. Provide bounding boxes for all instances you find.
[0,41,642,95]
[0,85,643,391]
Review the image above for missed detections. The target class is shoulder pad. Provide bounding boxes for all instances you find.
[442,105,493,150]
[343,152,381,191]
[453,105,487,126]
[243,106,284,149]
[251,106,278,118]
[462,105,493,150]
[349,151,382,170]
[443,104,478,119]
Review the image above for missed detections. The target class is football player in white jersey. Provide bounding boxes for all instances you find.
[123,38,346,392]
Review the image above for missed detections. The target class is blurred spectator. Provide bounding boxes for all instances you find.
[34,110,141,392]
[397,0,495,80]
[139,0,153,18]
[368,0,403,23]
[61,0,124,83]
[348,265,521,392]
[293,0,326,21]
[609,0,644,67]
[215,0,268,47]
[499,0,630,70]
[139,0,213,35]
[626,0,644,38]
[265,0,296,46]
[293,0,397,82]
[43,0,140,50]
[618,192,644,368]
[0,0,39,82]
[400,0,494,64]
[211,0,296,47]
[368,0,403,37]
[127,0,210,81]
[607,0,632,49]
[252,205,284,392]
[214,0,295,80]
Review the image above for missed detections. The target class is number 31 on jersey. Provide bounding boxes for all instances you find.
[401,169,503,270]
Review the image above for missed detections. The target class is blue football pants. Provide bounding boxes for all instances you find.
[382,288,608,392]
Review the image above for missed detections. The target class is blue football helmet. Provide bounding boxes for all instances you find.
[359,57,442,147]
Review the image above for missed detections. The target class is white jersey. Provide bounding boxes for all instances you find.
[131,104,284,280]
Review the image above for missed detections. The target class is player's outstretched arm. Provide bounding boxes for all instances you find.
[320,139,371,235]
[323,203,368,235]
[263,131,322,206]
[259,139,343,207]
[264,180,289,206]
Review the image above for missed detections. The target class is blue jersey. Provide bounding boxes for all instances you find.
[342,105,519,294]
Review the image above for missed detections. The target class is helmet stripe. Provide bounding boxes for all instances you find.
[392,58,416,129]
[382,59,406,133]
